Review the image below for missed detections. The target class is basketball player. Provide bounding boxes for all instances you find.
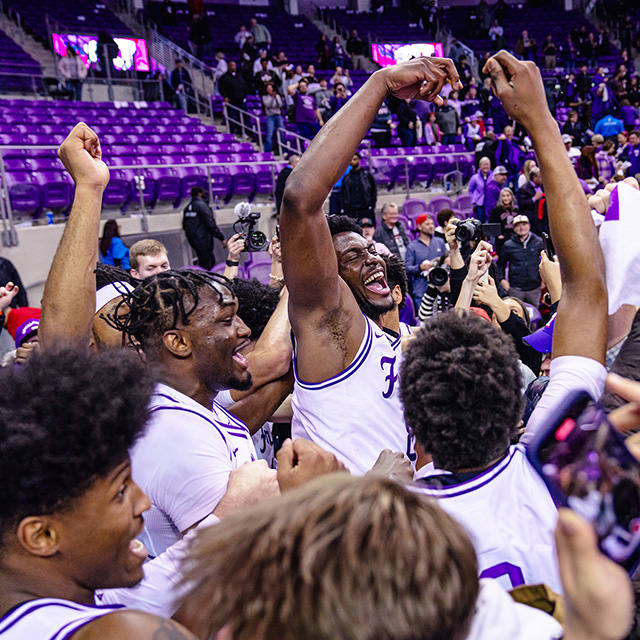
[280,57,462,473]
[380,252,415,337]
[402,51,608,592]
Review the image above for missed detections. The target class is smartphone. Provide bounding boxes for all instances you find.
[527,391,640,573]
[276,223,280,241]
[541,232,555,259]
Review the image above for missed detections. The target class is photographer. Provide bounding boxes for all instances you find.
[417,255,454,321]
[182,186,226,270]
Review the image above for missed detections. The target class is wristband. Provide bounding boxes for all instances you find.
[269,273,284,282]
[226,259,240,267]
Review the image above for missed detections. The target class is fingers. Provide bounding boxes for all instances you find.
[432,57,463,90]
[275,437,294,470]
[484,56,512,98]
[605,373,640,406]
[485,49,521,77]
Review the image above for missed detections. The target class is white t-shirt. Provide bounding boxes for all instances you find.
[291,315,414,474]
[413,444,561,593]
[131,384,256,557]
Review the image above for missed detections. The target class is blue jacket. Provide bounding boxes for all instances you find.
[101,237,130,270]
[594,115,624,138]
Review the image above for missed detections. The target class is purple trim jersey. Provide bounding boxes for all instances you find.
[291,315,414,474]
[0,598,123,639]
[414,445,561,592]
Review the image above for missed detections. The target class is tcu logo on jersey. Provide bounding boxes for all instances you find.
[380,356,398,399]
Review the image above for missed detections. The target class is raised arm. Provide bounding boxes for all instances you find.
[39,123,110,349]
[485,51,607,363]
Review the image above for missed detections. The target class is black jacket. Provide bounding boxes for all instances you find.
[516,181,538,220]
[498,232,543,291]
[0,257,27,308]
[218,71,248,106]
[340,167,377,215]
[373,222,410,257]
[275,165,293,215]
[182,196,225,245]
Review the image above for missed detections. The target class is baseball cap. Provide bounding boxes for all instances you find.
[359,217,375,228]
[561,134,573,144]
[494,165,508,175]
[415,213,430,226]
[513,214,529,225]
[523,314,556,353]
[470,306,491,322]
[5,307,41,348]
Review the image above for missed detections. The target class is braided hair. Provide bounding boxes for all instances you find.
[95,262,139,289]
[107,269,234,356]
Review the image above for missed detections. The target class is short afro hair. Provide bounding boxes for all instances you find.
[327,215,363,237]
[95,262,139,290]
[383,253,408,309]
[0,347,154,542]
[400,312,523,470]
[231,278,280,340]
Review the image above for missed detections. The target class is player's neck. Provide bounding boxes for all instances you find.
[381,308,399,333]
[159,370,216,411]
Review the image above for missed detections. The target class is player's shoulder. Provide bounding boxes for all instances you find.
[73,610,196,640]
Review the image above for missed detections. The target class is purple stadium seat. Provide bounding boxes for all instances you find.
[244,261,271,285]
[253,164,275,198]
[149,168,182,206]
[34,171,73,211]
[128,170,157,209]
[401,199,429,222]
[228,166,256,203]
[5,172,41,217]
[428,196,453,213]
[210,262,246,278]
[410,157,433,187]
[209,167,232,202]
[455,194,473,213]
[176,166,208,203]
[102,170,131,209]
[371,158,398,190]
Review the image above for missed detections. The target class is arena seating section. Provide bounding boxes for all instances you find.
[0,28,41,92]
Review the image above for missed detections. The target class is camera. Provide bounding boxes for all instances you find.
[454,219,502,243]
[428,255,450,287]
[233,202,268,252]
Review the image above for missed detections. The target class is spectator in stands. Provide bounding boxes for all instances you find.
[628,76,640,106]
[329,83,348,118]
[620,130,640,178]
[595,139,617,183]
[288,79,323,138]
[252,49,273,75]
[275,154,299,215]
[129,239,171,279]
[262,83,284,153]
[575,145,599,186]
[543,35,557,69]
[99,220,129,271]
[170,59,192,112]
[330,66,351,90]
[561,109,585,145]
[489,186,518,250]
[463,113,483,150]
[234,24,250,49]
[591,82,615,127]
[397,98,417,147]
[359,217,390,256]
[314,78,333,123]
[219,61,248,135]
[423,110,442,145]
[254,58,280,94]
[340,153,376,220]
[347,29,367,70]
[303,65,321,93]
[213,52,227,86]
[562,133,581,160]
[594,111,624,138]
[0,256,27,308]
[188,12,211,60]
[331,36,347,68]
[182,186,226,270]
[461,85,481,118]
[488,19,505,49]
[515,30,536,61]
[315,34,332,69]
[468,157,493,222]
[250,17,271,51]
[516,166,544,224]
[455,55,473,87]
[517,158,537,189]
[434,208,454,240]
[435,96,459,145]
[59,45,87,101]
[485,164,508,214]
[498,214,543,304]
[405,213,448,310]
[370,102,392,148]
[241,35,258,78]
[374,203,409,258]
[621,99,639,131]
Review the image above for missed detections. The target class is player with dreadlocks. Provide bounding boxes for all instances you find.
[107,268,281,558]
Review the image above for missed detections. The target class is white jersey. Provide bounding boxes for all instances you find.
[132,383,256,557]
[0,598,123,639]
[291,315,414,474]
[413,445,561,593]
[398,321,415,337]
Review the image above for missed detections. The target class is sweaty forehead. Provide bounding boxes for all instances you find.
[333,231,367,257]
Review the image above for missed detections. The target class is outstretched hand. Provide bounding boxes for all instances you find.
[467,240,493,282]
[0,281,19,314]
[58,122,110,190]
[482,51,554,134]
[382,57,462,104]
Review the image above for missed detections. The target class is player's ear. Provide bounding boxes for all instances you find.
[163,330,192,357]
[16,516,61,557]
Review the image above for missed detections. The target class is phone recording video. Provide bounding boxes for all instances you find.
[527,391,640,573]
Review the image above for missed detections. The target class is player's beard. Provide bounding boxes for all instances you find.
[352,289,395,322]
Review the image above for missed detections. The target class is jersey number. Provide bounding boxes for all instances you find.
[480,562,525,588]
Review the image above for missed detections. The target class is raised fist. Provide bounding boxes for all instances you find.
[58,122,110,190]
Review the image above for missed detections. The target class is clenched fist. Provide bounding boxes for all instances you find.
[58,122,110,190]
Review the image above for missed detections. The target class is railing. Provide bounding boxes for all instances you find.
[223,103,264,151]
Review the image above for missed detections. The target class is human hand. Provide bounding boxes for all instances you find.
[533,190,544,201]
[408,121,414,129]
[226,233,245,262]
[539,250,561,302]
[467,240,493,282]
[500,278,511,291]
[14,340,39,366]
[222,239,228,249]
[57,122,109,190]
[276,438,347,491]
[268,234,281,263]
[482,51,554,135]
[556,508,633,640]
[0,281,19,314]
[212,460,279,519]
[381,57,462,104]
[588,178,639,214]
[444,216,461,250]
[473,275,501,308]
[419,258,435,272]
[605,374,640,438]
[366,449,414,483]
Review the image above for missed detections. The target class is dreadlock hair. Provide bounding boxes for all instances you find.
[107,269,233,357]
[327,214,363,237]
[383,253,408,310]
[95,262,139,290]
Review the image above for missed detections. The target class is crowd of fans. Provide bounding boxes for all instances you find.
[6,38,640,640]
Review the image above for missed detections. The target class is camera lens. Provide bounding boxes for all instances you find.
[247,230,268,252]
[428,267,449,287]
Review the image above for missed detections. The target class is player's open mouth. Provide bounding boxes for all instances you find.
[129,538,148,560]
[363,269,390,295]
[232,343,250,369]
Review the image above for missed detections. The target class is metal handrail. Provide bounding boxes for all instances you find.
[223,103,264,151]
